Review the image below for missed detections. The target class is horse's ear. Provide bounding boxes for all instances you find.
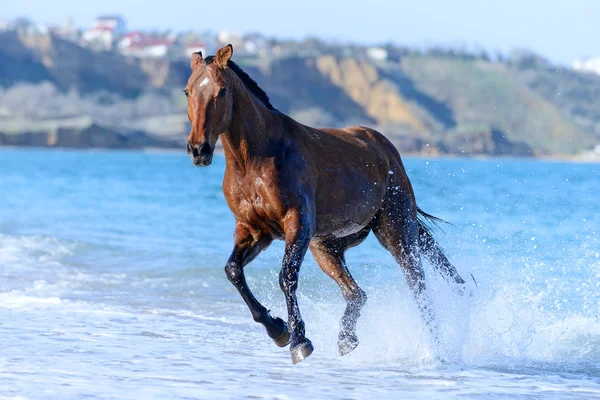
[216,44,233,68]
[190,51,203,70]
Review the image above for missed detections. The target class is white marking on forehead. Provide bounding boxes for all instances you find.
[199,77,210,87]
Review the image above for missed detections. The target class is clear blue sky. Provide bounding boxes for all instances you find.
[2,0,598,65]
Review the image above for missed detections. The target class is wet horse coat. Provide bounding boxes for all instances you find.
[185,45,467,363]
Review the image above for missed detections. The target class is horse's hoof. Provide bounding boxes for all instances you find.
[338,333,359,356]
[290,338,314,364]
[272,322,291,348]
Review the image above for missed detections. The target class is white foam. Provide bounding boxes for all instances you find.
[0,233,75,269]
[0,292,62,309]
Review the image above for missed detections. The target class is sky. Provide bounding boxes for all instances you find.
[2,0,598,65]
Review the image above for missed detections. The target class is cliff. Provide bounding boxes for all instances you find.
[1,31,599,156]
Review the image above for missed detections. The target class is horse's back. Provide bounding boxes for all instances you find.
[318,126,402,160]
[311,125,407,178]
[298,125,412,238]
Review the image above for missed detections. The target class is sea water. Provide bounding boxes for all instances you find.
[0,148,599,399]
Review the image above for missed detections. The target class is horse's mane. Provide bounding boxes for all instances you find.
[204,56,275,111]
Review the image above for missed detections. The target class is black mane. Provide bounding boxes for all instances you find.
[204,56,275,110]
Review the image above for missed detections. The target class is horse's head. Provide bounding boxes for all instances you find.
[185,44,234,167]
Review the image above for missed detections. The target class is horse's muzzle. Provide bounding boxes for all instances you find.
[187,141,213,167]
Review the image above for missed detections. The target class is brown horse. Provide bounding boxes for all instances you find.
[185,45,468,364]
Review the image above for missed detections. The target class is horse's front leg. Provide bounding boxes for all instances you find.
[225,223,290,347]
[279,208,313,364]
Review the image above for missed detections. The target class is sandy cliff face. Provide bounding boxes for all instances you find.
[315,56,426,132]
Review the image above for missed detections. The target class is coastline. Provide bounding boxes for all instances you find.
[2,145,599,164]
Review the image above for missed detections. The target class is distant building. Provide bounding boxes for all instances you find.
[572,58,600,75]
[243,33,270,56]
[95,15,126,35]
[119,32,173,58]
[271,40,301,58]
[217,30,244,48]
[82,26,115,50]
[82,15,126,51]
[184,42,207,58]
[367,47,388,62]
[118,31,143,49]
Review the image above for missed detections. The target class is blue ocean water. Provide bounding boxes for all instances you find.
[0,148,599,399]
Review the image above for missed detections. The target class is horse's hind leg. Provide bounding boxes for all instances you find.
[309,228,369,356]
[225,223,290,347]
[372,192,436,329]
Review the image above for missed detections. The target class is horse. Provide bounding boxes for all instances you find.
[184,44,468,364]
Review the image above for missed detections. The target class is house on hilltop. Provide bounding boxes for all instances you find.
[82,15,126,51]
[572,57,600,76]
[95,15,126,35]
[119,32,174,58]
[184,42,207,58]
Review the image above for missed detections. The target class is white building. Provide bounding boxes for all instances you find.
[184,42,207,58]
[367,47,388,62]
[95,15,126,35]
[82,15,126,51]
[118,31,143,49]
[119,32,173,58]
[217,30,244,48]
[82,27,114,50]
[572,57,600,75]
[243,34,269,56]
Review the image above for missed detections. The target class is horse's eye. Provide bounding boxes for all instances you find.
[218,88,227,98]
[183,89,189,97]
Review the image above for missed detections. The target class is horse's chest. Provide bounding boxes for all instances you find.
[224,177,284,234]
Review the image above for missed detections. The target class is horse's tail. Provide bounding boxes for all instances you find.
[416,207,476,288]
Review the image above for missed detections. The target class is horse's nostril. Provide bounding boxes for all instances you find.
[200,142,212,157]
[186,142,193,154]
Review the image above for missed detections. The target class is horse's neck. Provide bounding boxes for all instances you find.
[221,82,280,172]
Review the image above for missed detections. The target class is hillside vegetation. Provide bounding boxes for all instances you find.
[1,31,599,156]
